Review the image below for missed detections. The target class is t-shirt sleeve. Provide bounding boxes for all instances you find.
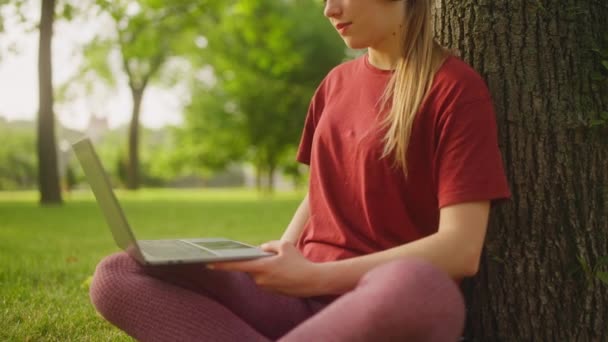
[296,80,327,165]
[435,98,511,208]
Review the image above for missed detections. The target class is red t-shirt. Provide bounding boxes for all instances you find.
[296,54,511,263]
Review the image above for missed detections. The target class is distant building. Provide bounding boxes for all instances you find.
[57,114,109,189]
[86,114,109,142]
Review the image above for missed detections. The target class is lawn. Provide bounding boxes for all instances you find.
[0,188,303,341]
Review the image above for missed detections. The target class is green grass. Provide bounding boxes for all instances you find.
[0,188,303,341]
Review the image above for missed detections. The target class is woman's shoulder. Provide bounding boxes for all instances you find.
[324,55,367,81]
[332,54,365,72]
[310,57,359,98]
[430,55,493,107]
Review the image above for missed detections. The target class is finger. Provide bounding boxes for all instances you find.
[260,240,294,253]
[208,260,263,272]
[208,256,273,272]
[260,240,283,253]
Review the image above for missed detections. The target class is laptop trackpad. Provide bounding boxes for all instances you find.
[139,240,217,258]
[190,240,266,256]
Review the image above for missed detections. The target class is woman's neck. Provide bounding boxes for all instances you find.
[367,36,403,71]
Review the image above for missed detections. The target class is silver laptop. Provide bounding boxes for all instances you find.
[72,137,273,265]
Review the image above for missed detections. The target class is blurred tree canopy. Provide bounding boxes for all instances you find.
[176,0,344,191]
[81,0,222,190]
[0,0,345,192]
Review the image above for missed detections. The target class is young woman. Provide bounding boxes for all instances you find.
[90,0,510,341]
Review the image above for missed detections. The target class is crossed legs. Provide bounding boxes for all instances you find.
[90,253,464,341]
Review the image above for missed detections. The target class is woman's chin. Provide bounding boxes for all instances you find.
[342,38,368,50]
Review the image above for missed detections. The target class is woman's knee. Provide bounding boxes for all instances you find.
[89,252,140,319]
[360,259,466,339]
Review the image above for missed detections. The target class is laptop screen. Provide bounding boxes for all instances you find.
[72,138,140,254]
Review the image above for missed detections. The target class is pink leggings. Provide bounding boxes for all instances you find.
[90,253,465,341]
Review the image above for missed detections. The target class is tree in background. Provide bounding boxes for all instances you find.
[2,0,86,202]
[434,1,608,340]
[171,86,249,179]
[180,0,344,192]
[37,0,62,204]
[85,0,215,190]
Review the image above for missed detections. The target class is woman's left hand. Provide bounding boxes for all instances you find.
[208,240,326,297]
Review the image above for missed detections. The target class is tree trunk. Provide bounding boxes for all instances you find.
[37,0,62,205]
[126,86,144,190]
[267,163,275,194]
[434,1,608,340]
[255,164,263,193]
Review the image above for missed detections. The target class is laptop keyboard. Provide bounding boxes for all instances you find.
[138,240,216,259]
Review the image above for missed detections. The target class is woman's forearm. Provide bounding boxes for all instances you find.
[314,229,479,295]
[306,202,490,296]
[280,193,310,244]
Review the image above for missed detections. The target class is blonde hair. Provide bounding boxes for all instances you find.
[379,0,449,176]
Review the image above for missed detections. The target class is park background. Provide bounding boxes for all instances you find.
[1,0,607,340]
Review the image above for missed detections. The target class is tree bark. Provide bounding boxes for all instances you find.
[37,0,62,205]
[434,1,608,340]
[126,86,144,190]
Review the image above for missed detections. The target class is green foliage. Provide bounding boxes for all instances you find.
[89,125,176,187]
[64,163,77,191]
[597,271,608,286]
[89,0,215,89]
[588,111,608,128]
[589,34,608,128]
[57,1,75,21]
[174,93,249,177]
[138,129,177,186]
[179,0,344,188]
[0,121,37,190]
[575,254,608,287]
[5,0,346,191]
[115,151,128,187]
[590,46,608,83]
[281,158,307,191]
[0,189,302,339]
[77,0,223,189]
[83,38,116,86]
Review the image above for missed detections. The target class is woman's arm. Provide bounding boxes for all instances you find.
[210,201,490,298]
[315,201,491,295]
[280,193,310,244]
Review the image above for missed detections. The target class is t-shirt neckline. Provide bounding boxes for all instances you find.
[363,53,395,75]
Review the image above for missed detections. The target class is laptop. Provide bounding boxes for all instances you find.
[72,137,273,265]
